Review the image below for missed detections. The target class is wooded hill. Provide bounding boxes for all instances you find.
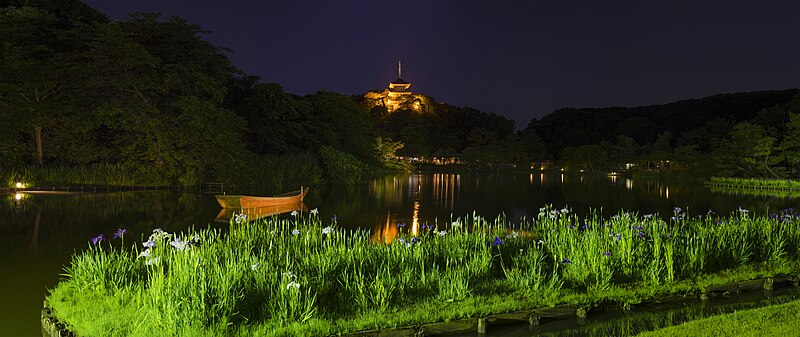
[2,0,798,187]
[522,89,800,178]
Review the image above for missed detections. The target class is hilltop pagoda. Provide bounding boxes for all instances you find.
[386,61,412,111]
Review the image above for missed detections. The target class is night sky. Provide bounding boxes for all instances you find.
[83,0,800,128]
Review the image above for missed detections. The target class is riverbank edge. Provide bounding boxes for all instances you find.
[705,177,800,191]
[42,272,799,337]
[42,300,74,337]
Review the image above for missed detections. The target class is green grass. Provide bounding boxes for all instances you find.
[638,299,800,337]
[6,163,170,187]
[707,176,800,190]
[47,206,800,336]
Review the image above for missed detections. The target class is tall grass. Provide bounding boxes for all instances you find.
[48,206,800,336]
[5,163,169,187]
[708,176,800,189]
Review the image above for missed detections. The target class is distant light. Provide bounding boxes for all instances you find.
[15,182,23,188]
[15,193,22,200]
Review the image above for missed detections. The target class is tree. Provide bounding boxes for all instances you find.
[0,6,81,164]
[780,113,800,178]
[714,122,779,178]
[375,137,411,171]
[562,144,609,171]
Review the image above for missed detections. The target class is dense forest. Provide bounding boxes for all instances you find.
[2,0,799,191]
[523,90,800,179]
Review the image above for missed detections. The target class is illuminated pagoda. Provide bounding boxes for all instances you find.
[386,61,412,111]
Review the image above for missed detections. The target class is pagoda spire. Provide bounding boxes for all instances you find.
[398,60,402,79]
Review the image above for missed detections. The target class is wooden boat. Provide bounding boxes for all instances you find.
[215,187,308,209]
[215,201,308,224]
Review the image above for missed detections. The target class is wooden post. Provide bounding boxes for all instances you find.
[477,317,487,334]
[528,314,539,332]
[763,278,774,291]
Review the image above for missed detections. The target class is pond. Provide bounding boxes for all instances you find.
[2,171,798,336]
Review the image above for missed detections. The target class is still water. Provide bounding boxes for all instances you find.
[2,172,798,336]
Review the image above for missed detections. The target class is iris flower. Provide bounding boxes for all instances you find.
[91,234,105,245]
[113,228,127,239]
[138,249,152,259]
[491,236,504,246]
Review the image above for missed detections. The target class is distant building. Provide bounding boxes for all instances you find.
[362,61,426,112]
[386,61,412,111]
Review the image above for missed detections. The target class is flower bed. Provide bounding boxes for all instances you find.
[46,206,800,336]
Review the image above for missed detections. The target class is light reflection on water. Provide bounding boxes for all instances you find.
[2,172,799,336]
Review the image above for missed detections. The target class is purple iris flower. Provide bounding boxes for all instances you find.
[492,236,504,246]
[673,207,682,214]
[410,237,420,244]
[113,228,127,239]
[638,232,649,239]
[561,258,572,265]
[632,225,644,231]
[602,251,612,257]
[396,223,406,228]
[91,234,105,245]
[331,215,337,221]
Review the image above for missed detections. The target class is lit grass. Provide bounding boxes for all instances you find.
[47,206,800,336]
[638,299,800,337]
[707,176,800,190]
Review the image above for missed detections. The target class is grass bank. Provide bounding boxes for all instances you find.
[638,298,800,337]
[47,206,800,336]
[707,176,800,190]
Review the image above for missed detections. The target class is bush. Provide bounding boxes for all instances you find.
[318,146,367,187]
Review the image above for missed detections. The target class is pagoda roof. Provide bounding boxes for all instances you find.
[391,78,409,84]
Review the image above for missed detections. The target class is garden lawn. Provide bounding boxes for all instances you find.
[638,299,800,337]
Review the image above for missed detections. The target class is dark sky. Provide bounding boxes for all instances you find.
[83,0,800,128]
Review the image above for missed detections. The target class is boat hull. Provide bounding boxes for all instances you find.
[215,187,308,209]
[215,202,308,223]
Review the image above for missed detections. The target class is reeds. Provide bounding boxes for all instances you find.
[6,163,169,187]
[49,206,800,336]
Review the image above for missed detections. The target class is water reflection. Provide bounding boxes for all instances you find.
[3,172,799,335]
[339,172,800,243]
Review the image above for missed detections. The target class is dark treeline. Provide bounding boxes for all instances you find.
[522,90,800,179]
[2,0,799,190]
[0,0,519,191]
